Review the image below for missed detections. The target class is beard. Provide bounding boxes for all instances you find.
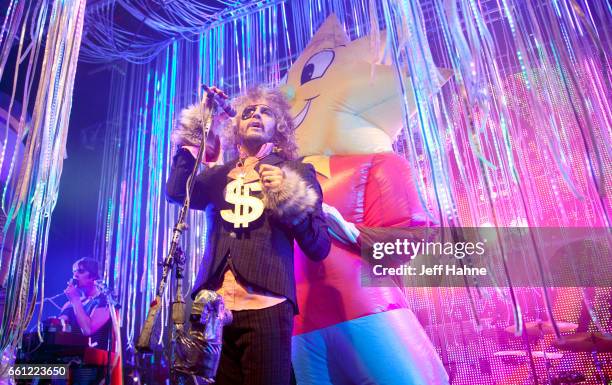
[238,127,274,150]
[241,134,266,148]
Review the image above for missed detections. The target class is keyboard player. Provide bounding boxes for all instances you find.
[57,258,121,385]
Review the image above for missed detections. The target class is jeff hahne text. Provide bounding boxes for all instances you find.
[371,239,489,277]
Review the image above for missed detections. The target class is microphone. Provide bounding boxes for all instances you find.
[70,278,78,286]
[202,85,236,117]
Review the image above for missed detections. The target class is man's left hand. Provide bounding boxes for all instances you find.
[259,164,284,192]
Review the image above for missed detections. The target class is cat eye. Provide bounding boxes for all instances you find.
[300,50,335,85]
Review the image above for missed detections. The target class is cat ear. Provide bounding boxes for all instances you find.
[286,14,348,84]
[304,14,350,51]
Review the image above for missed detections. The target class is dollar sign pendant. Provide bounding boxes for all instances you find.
[221,178,264,228]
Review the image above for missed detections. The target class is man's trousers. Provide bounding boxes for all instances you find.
[215,301,293,385]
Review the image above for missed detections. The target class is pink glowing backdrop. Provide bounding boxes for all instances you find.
[78,0,611,383]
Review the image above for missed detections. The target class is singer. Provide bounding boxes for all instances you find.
[166,85,330,385]
[60,258,111,345]
[59,258,121,384]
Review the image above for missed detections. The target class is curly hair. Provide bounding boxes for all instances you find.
[221,86,297,160]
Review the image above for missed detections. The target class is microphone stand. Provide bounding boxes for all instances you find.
[95,280,121,385]
[170,247,186,384]
[35,293,65,311]
[136,92,216,383]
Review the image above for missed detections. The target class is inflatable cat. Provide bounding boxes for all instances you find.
[283,15,450,385]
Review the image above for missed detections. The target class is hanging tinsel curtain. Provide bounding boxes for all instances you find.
[89,0,609,382]
[0,0,87,357]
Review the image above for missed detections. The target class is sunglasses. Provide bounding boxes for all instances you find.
[241,104,275,120]
[72,268,87,274]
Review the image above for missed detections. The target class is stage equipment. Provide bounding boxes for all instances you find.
[505,321,579,336]
[174,290,232,383]
[20,327,88,357]
[503,319,579,385]
[553,332,612,353]
[493,350,563,359]
[94,280,123,384]
[17,327,120,383]
[553,332,612,385]
[550,371,587,385]
[136,89,230,383]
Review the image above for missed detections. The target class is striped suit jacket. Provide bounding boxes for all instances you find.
[166,148,330,313]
